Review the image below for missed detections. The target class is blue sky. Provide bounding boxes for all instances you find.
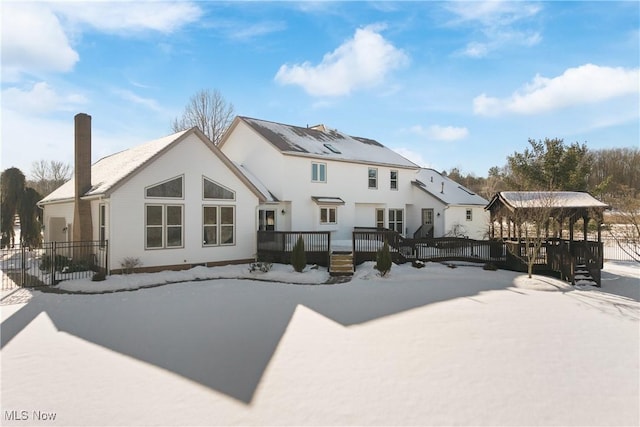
[2,1,638,178]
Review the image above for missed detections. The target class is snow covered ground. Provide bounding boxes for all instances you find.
[1,261,638,426]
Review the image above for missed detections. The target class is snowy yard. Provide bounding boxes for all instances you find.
[1,261,638,426]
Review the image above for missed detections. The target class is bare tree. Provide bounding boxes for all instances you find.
[171,88,235,145]
[29,160,72,197]
[607,193,640,262]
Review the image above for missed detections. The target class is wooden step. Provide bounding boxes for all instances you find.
[330,251,354,276]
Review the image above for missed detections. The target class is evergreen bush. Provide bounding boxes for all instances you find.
[291,235,306,272]
[375,240,392,277]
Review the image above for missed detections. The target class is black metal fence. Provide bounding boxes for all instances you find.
[257,231,331,267]
[1,241,108,290]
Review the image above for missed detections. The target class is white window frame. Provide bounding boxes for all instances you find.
[145,204,184,249]
[99,204,106,248]
[390,170,398,190]
[368,167,378,189]
[376,208,385,229]
[466,208,473,221]
[320,206,337,224]
[145,175,184,199]
[203,205,236,247]
[203,176,236,200]
[312,162,327,183]
[388,208,404,235]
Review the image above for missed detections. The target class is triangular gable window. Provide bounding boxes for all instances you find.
[203,177,235,200]
[145,176,183,198]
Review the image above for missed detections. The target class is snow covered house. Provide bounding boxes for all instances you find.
[410,169,489,240]
[218,117,422,241]
[218,117,489,242]
[38,114,266,273]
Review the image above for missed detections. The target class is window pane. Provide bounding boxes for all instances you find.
[329,208,336,223]
[203,178,235,200]
[319,164,326,182]
[221,226,234,244]
[146,177,182,198]
[167,226,182,247]
[203,225,217,245]
[320,208,327,223]
[146,227,162,248]
[146,206,163,225]
[397,210,403,221]
[312,163,318,181]
[203,206,217,224]
[166,206,182,225]
[220,207,234,225]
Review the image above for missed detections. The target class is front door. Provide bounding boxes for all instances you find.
[421,209,434,238]
[258,209,276,231]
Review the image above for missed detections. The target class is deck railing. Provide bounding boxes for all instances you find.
[257,231,331,266]
[352,228,506,265]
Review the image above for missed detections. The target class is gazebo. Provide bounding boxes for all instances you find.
[485,191,610,286]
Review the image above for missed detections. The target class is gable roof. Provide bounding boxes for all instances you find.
[39,127,266,205]
[486,191,609,212]
[412,168,488,206]
[221,116,419,169]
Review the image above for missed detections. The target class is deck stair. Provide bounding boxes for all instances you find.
[573,263,598,286]
[330,251,354,276]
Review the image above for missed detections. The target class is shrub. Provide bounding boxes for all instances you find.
[249,261,273,273]
[92,272,106,281]
[120,257,142,274]
[40,254,71,272]
[412,259,425,269]
[291,235,306,273]
[483,262,498,271]
[375,240,392,277]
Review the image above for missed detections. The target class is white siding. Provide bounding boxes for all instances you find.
[108,133,258,271]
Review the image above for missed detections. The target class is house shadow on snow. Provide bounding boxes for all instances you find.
[1,264,605,404]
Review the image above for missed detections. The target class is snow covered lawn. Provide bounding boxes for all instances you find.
[1,261,638,426]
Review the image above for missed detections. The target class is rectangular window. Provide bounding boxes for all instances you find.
[203,206,236,246]
[320,207,337,224]
[390,170,398,190]
[388,209,404,235]
[99,204,106,248]
[466,209,473,221]
[368,168,378,189]
[376,208,385,229]
[312,162,327,182]
[146,204,183,249]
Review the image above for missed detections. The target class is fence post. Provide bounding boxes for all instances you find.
[21,245,26,287]
[50,241,56,286]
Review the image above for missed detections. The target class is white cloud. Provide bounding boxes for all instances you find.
[2,82,87,115]
[1,3,79,80]
[410,125,469,141]
[274,24,409,97]
[473,64,640,116]
[50,1,202,35]
[446,1,542,58]
[113,89,162,112]
[1,2,202,81]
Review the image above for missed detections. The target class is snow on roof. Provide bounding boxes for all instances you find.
[233,163,279,203]
[40,130,189,204]
[239,116,419,169]
[413,169,488,206]
[492,191,609,209]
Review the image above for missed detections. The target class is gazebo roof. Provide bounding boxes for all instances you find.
[486,191,609,211]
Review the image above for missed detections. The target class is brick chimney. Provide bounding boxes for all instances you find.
[72,113,93,242]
